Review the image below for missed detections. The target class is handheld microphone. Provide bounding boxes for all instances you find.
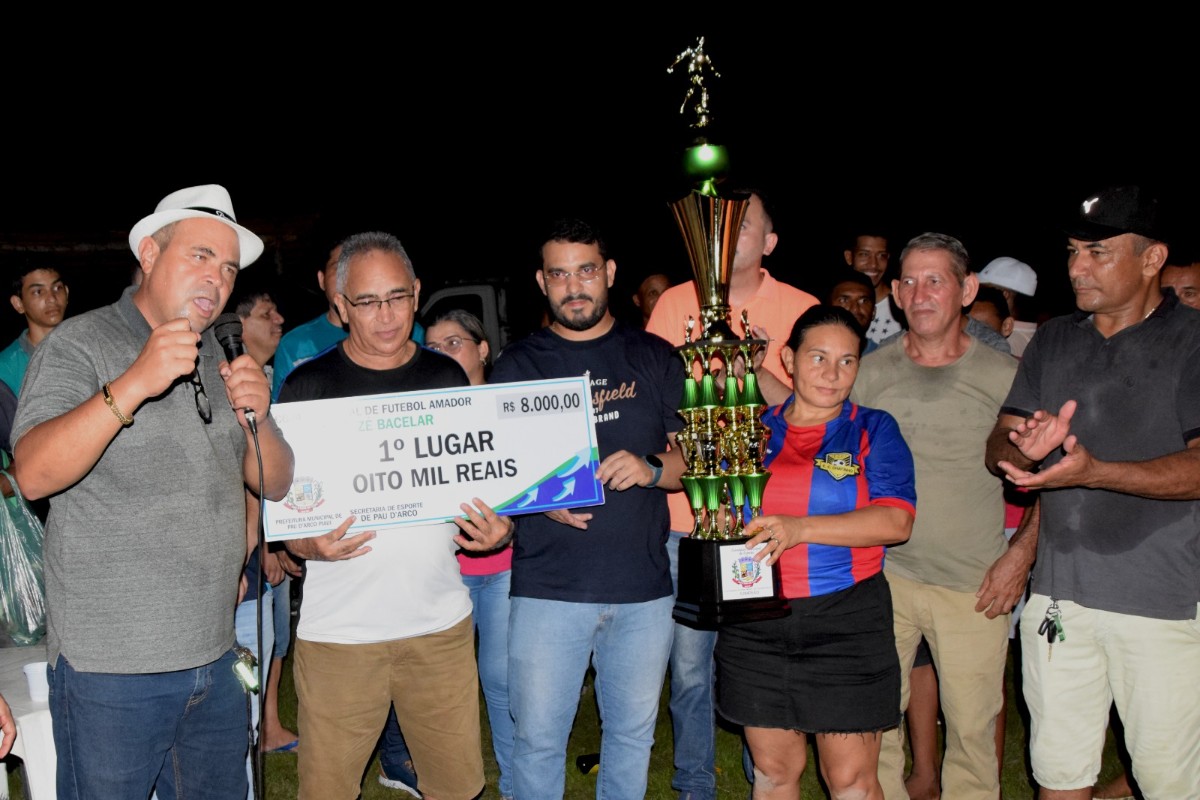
[213,312,257,433]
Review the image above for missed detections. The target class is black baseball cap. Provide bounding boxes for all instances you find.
[1065,185,1164,243]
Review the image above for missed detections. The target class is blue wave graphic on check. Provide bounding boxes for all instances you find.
[495,448,602,513]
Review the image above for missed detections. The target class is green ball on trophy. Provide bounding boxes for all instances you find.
[683,142,730,192]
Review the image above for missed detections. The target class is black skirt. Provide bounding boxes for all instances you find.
[715,571,900,734]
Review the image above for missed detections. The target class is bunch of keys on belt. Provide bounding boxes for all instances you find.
[1038,598,1066,661]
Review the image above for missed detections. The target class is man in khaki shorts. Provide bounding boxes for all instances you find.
[281,231,513,800]
[988,186,1200,799]
[852,232,1021,799]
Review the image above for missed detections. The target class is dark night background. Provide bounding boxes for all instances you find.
[2,24,1195,345]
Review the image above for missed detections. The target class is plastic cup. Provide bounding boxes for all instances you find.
[23,660,48,703]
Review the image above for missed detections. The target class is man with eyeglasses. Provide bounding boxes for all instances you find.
[272,237,423,401]
[272,232,430,790]
[490,217,686,798]
[10,184,296,800]
[278,231,512,800]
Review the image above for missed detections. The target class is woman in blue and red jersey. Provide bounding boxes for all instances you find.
[715,305,916,800]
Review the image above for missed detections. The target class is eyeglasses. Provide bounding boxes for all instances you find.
[341,292,415,314]
[426,335,479,355]
[543,264,603,285]
[190,369,212,424]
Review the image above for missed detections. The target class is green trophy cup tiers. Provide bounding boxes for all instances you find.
[669,190,787,628]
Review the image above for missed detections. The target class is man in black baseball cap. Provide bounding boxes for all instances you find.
[986,185,1200,797]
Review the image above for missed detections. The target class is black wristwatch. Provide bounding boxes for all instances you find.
[643,454,664,488]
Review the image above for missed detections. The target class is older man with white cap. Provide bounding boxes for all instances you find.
[977,256,1039,356]
[10,184,295,800]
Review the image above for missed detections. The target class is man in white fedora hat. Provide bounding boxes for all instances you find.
[10,184,295,800]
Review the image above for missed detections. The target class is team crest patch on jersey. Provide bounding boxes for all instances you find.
[731,555,764,588]
[814,452,860,480]
[284,477,325,513]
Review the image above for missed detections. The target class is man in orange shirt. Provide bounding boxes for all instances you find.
[646,188,817,800]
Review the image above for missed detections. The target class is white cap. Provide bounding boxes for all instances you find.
[978,257,1037,296]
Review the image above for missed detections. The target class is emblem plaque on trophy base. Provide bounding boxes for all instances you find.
[673,536,788,628]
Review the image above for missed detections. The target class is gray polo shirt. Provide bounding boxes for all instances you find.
[1001,290,1200,620]
[12,286,247,672]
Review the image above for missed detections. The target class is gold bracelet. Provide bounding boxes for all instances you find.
[102,382,133,427]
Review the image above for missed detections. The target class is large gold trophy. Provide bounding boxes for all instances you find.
[667,39,788,627]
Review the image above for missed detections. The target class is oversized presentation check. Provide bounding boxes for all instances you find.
[264,376,604,541]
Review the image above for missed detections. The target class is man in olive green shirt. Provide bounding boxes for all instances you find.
[852,232,1025,800]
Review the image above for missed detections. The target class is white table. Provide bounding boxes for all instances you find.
[0,642,54,800]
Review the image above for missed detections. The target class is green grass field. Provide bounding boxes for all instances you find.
[5,640,1129,799]
[258,640,1126,799]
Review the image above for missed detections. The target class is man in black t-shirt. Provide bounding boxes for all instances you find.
[490,218,686,799]
[280,231,512,800]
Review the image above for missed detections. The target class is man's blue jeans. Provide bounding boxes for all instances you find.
[272,573,292,657]
[378,705,415,778]
[667,530,719,800]
[509,594,674,800]
[50,648,250,800]
[463,568,514,799]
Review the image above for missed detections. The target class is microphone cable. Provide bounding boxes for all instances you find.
[250,417,266,800]
[214,312,268,800]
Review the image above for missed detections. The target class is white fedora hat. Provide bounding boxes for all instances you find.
[128,184,264,268]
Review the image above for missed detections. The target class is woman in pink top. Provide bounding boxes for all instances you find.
[426,309,515,800]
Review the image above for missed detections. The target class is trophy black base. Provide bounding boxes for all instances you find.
[673,535,790,629]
